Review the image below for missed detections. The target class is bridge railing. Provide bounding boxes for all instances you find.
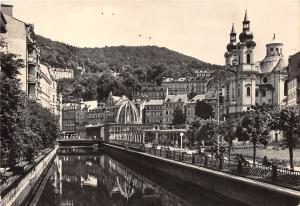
[144,148,300,189]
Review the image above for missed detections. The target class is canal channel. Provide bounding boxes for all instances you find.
[33,147,248,206]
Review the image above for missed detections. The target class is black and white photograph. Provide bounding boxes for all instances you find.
[0,0,300,205]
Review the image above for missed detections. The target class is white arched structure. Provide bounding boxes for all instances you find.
[115,100,141,124]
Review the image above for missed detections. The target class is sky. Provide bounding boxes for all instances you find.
[2,0,300,65]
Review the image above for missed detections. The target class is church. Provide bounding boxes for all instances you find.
[223,10,288,118]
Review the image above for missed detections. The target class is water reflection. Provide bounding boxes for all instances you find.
[37,148,246,206]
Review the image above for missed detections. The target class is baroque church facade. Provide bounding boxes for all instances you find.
[224,11,288,118]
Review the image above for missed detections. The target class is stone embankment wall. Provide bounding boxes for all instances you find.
[0,147,57,206]
[104,143,300,206]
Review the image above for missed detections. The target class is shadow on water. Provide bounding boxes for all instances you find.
[36,147,249,206]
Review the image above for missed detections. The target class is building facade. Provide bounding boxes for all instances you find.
[163,94,187,124]
[53,68,74,79]
[133,86,167,100]
[144,99,164,124]
[287,52,300,106]
[224,11,288,118]
[162,77,207,95]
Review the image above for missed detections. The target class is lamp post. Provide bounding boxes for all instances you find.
[180,132,184,151]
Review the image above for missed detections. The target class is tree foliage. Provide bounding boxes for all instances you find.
[235,109,271,164]
[269,106,300,170]
[195,100,214,120]
[35,35,223,102]
[172,107,186,126]
[0,41,59,166]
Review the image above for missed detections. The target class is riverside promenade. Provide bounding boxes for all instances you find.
[104,143,300,206]
[0,146,58,206]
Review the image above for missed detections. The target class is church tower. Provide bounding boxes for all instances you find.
[225,11,259,118]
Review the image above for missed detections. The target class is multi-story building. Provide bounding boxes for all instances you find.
[185,94,206,124]
[133,86,167,100]
[87,103,106,125]
[1,4,38,96]
[195,69,213,78]
[62,103,79,136]
[162,77,207,95]
[163,94,187,124]
[144,99,164,124]
[287,52,300,106]
[1,4,62,128]
[38,64,57,112]
[53,68,74,79]
[224,11,288,118]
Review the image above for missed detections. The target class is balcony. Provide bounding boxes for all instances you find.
[28,75,37,83]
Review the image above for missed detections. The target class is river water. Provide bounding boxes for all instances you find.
[36,148,247,206]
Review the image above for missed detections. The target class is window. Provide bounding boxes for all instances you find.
[246,87,251,96]
[255,90,258,97]
[263,77,268,83]
[262,90,266,97]
[246,53,251,64]
[284,80,288,96]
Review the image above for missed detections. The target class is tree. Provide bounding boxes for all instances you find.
[172,107,186,126]
[269,106,300,170]
[236,109,271,164]
[0,42,26,166]
[190,118,219,155]
[195,100,214,120]
[220,120,237,162]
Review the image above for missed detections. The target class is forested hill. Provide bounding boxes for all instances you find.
[35,35,223,102]
[36,35,222,73]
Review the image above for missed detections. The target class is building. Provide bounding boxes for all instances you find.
[195,69,213,78]
[62,100,97,138]
[144,99,164,124]
[133,85,167,100]
[287,52,300,105]
[53,68,74,79]
[162,77,207,95]
[224,11,288,118]
[1,4,38,96]
[38,64,57,112]
[163,94,188,124]
[87,103,106,126]
[62,102,79,137]
[185,94,206,124]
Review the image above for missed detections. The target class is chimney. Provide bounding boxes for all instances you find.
[1,4,13,16]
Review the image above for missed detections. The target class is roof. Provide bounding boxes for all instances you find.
[266,34,283,46]
[164,94,188,103]
[272,58,287,72]
[189,94,206,103]
[144,99,164,106]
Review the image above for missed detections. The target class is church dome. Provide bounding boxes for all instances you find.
[226,42,237,52]
[260,56,286,73]
[239,31,254,42]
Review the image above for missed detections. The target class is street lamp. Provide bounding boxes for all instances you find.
[180,132,184,151]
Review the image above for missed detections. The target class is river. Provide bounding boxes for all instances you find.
[36,148,248,206]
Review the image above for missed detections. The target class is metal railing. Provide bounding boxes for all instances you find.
[144,147,300,189]
[108,141,300,189]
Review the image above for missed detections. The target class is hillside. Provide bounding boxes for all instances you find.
[35,35,223,102]
[36,35,222,73]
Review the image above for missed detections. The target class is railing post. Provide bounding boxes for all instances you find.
[192,153,195,164]
[204,156,208,167]
[154,148,156,156]
[181,152,184,161]
[271,164,278,183]
[237,159,243,173]
[219,157,223,170]
[173,151,176,159]
[160,149,162,156]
